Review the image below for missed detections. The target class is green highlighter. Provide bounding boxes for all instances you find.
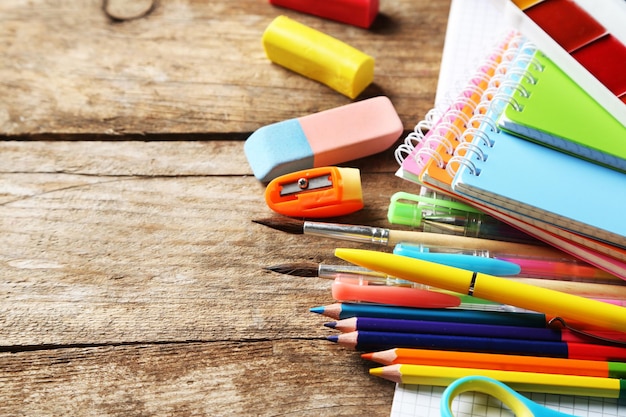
[387,191,539,245]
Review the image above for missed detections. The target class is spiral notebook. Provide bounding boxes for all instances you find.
[448,51,626,251]
[395,30,522,189]
[395,36,626,279]
[497,48,626,173]
[389,2,626,417]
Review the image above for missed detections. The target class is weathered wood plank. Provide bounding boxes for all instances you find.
[0,0,447,136]
[0,145,408,415]
[0,138,402,177]
[0,341,395,416]
[0,160,412,346]
[0,0,451,414]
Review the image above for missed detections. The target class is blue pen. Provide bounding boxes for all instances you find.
[393,242,521,276]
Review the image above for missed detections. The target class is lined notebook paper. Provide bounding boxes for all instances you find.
[390,384,626,417]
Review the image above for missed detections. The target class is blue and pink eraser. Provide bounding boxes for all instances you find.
[244,96,404,183]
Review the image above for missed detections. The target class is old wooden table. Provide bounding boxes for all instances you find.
[0,1,449,415]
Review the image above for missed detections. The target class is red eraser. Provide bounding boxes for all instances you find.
[269,0,379,29]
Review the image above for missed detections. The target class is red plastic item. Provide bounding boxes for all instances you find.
[269,0,379,29]
[524,0,606,52]
[572,35,626,97]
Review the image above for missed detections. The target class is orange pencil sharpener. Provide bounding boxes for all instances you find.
[264,166,364,218]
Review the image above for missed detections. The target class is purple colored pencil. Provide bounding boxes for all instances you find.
[324,316,566,341]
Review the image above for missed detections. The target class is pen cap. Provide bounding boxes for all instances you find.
[393,243,522,276]
[387,192,482,227]
[331,277,461,308]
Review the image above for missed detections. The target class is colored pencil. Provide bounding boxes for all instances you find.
[369,364,625,398]
[335,248,626,332]
[310,303,549,327]
[361,348,626,379]
[328,330,626,361]
[325,316,626,343]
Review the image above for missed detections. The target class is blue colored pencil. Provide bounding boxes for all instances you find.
[310,303,548,328]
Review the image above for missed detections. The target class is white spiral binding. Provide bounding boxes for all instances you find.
[410,59,507,165]
[446,40,545,179]
[409,38,523,169]
[394,30,524,166]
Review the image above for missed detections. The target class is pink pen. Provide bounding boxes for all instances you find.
[497,256,623,284]
[330,276,461,309]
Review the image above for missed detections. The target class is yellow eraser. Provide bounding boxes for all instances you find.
[262,15,375,99]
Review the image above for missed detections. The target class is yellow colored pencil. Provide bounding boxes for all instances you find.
[370,364,623,398]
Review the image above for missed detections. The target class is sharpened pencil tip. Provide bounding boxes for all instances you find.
[369,367,383,376]
[310,306,325,315]
[361,352,373,360]
[327,335,339,343]
[323,322,337,329]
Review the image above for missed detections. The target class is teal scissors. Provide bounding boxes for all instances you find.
[441,376,575,417]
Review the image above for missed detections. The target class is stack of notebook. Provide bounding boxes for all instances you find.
[388,1,626,414]
[395,0,626,282]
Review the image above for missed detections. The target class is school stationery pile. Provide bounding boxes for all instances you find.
[383,0,626,414]
[251,0,626,415]
[396,0,626,280]
[307,249,626,416]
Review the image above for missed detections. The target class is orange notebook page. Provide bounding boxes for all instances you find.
[410,33,518,183]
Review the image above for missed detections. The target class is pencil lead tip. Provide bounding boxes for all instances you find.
[309,306,325,315]
[251,217,305,234]
[360,352,373,360]
[327,335,339,343]
[323,321,337,329]
[264,262,319,277]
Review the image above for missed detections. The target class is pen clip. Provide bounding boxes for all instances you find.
[548,317,626,346]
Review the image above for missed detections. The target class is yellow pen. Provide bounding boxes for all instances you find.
[369,364,624,399]
[334,248,626,332]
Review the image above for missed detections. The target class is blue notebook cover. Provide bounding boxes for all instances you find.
[451,119,626,250]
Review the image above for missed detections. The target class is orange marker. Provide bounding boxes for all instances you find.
[330,277,461,309]
[361,348,626,379]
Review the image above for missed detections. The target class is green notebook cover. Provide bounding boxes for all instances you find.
[498,51,626,173]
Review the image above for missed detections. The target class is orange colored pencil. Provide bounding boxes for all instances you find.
[361,348,626,379]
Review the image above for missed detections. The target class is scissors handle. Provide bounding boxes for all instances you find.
[441,376,576,417]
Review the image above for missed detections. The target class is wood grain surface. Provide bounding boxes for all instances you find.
[0,0,448,136]
[0,0,450,415]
